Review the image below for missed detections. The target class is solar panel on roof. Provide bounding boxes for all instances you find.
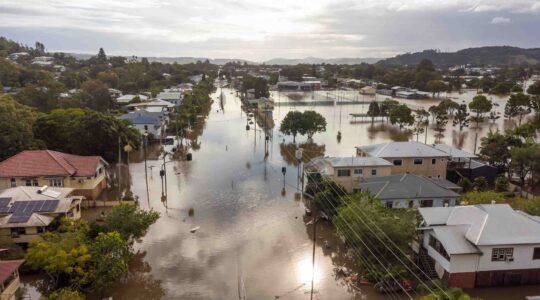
[8,214,31,223]
[0,198,11,209]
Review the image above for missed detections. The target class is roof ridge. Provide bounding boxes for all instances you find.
[46,150,76,176]
[374,143,390,157]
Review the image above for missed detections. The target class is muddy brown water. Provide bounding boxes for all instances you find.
[21,88,540,299]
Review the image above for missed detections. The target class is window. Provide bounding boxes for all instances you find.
[10,227,26,237]
[420,200,433,207]
[432,158,436,165]
[533,248,540,260]
[393,159,402,166]
[49,178,64,187]
[386,201,393,208]
[408,200,414,208]
[337,169,351,177]
[443,199,450,207]
[491,248,514,261]
[414,158,423,165]
[25,178,38,186]
[429,234,450,260]
[37,227,45,234]
[10,178,16,188]
[371,169,377,176]
[353,169,363,176]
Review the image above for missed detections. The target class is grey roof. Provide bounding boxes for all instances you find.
[419,204,540,246]
[432,226,480,254]
[433,144,476,159]
[359,174,460,200]
[356,141,449,158]
[324,157,392,168]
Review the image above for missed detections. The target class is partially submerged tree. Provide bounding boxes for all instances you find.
[469,95,492,126]
[452,104,470,131]
[389,104,414,130]
[366,101,380,124]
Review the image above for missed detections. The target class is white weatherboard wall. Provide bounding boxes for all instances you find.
[449,254,479,273]
[476,244,540,271]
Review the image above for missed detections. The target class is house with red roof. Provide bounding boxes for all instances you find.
[0,258,24,300]
[0,150,109,199]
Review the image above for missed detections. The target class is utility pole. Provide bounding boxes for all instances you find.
[118,135,122,200]
[143,132,150,206]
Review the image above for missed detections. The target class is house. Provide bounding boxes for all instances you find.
[305,156,393,193]
[277,81,313,91]
[116,94,149,104]
[415,204,540,288]
[358,174,460,208]
[396,90,429,99]
[175,83,193,91]
[0,258,24,300]
[31,56,54,66]
[0,186,82,246]
[356,141,450,179]
[125,99,175,113]
[7,52,28,61]
[360,86,376,95]
[0,150,108,199]
[118,110,167,138]
[189,74,204,84]
[157,89,183,106]
[108,88,123,99]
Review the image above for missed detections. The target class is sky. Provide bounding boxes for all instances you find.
[1,0,540,61]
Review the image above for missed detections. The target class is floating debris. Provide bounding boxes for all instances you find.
[190,226,200,233]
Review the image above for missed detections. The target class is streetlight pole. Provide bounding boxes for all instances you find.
[143,132,150,206]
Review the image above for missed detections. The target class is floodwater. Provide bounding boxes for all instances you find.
[21,87,540,299]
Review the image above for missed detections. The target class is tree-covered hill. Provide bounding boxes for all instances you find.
[377,46,540,67]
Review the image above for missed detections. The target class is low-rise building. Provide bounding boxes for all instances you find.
[356,141,450,179]
[116,94,149,104]
[118,109,167,138]
[0,150,108,199]
[416,204,540,288]
[0,186,82,246]
[157,89,183,106]
[358,174,460,208]
[360,86,376,95]
[0,259,24,300]
[305,156,393,193]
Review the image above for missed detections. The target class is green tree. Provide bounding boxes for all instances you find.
[299,110,327,140]
[367,101,380,124]
[473,176,488,191]
[457,177,473,193]
[99,203,160,244]
[0,95,41,160]
[504,92,531,125]
[495,175,509,192]
[379,99,399,123]
[426,80,446,98]
[527,81,540,95]
[412,109,429,141]
[279,111,303,142]
[459,191,505,205]
[42,288,85,300]
[419,286,480,300]
[479,130,512,172]
[80,80,112,111]
[510,144,538,188]
[452,104,470,131]
[469,95,492,126]
[526,197,540,216]
[88,232,129,291]
[389,104,414,129]
[96,48,107,63]
[492,81,514,94]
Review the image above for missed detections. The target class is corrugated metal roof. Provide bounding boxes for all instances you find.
[359,174,459,199]
[356,141,449,158]
[432,226,480,254]
[434,144,477,159]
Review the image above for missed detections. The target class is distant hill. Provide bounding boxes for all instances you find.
[66,53,252,65]
[377,46,540,67]
[264,56,380,65]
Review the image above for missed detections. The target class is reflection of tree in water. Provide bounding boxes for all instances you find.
[280,142,326,166]
[451,130,468,149]
[366,123,411,141]
[103,164,133,201]
[104,251,165,300]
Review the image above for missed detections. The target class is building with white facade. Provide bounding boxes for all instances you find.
[415,204,540,288]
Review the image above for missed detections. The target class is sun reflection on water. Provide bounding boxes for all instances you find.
[297,257,321,285]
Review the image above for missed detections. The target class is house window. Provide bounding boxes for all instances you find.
[533,248,540,260]
[37,227,45,234]
[48,178,64,187]
[393,160,402,166]
[337,169,351,177]
[429,234,450,260]
[491,248,514,262]
[414,158,423,165]
[353,169,363,176]
[386,201,393,208]
[25,178,38,186]
[408,200,414,208]
[10,227,26,237]
[10,178,16,187]
[432,158,436,165]
[371,169,377,176]
[420,200,433,207]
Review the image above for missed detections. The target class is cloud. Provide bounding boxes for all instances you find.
[490,16,512,24]
[0,0,539,60]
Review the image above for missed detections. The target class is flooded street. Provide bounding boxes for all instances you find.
[23,87,540,300]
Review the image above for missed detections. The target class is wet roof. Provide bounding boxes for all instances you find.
[356,141,449,158]
[433,144,476,159]
[359,174,460,200]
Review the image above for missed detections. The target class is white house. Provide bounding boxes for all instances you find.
[415,204,540,288]
[116,94,149,104]
[157,89,183,106]
[118,110,167,138]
